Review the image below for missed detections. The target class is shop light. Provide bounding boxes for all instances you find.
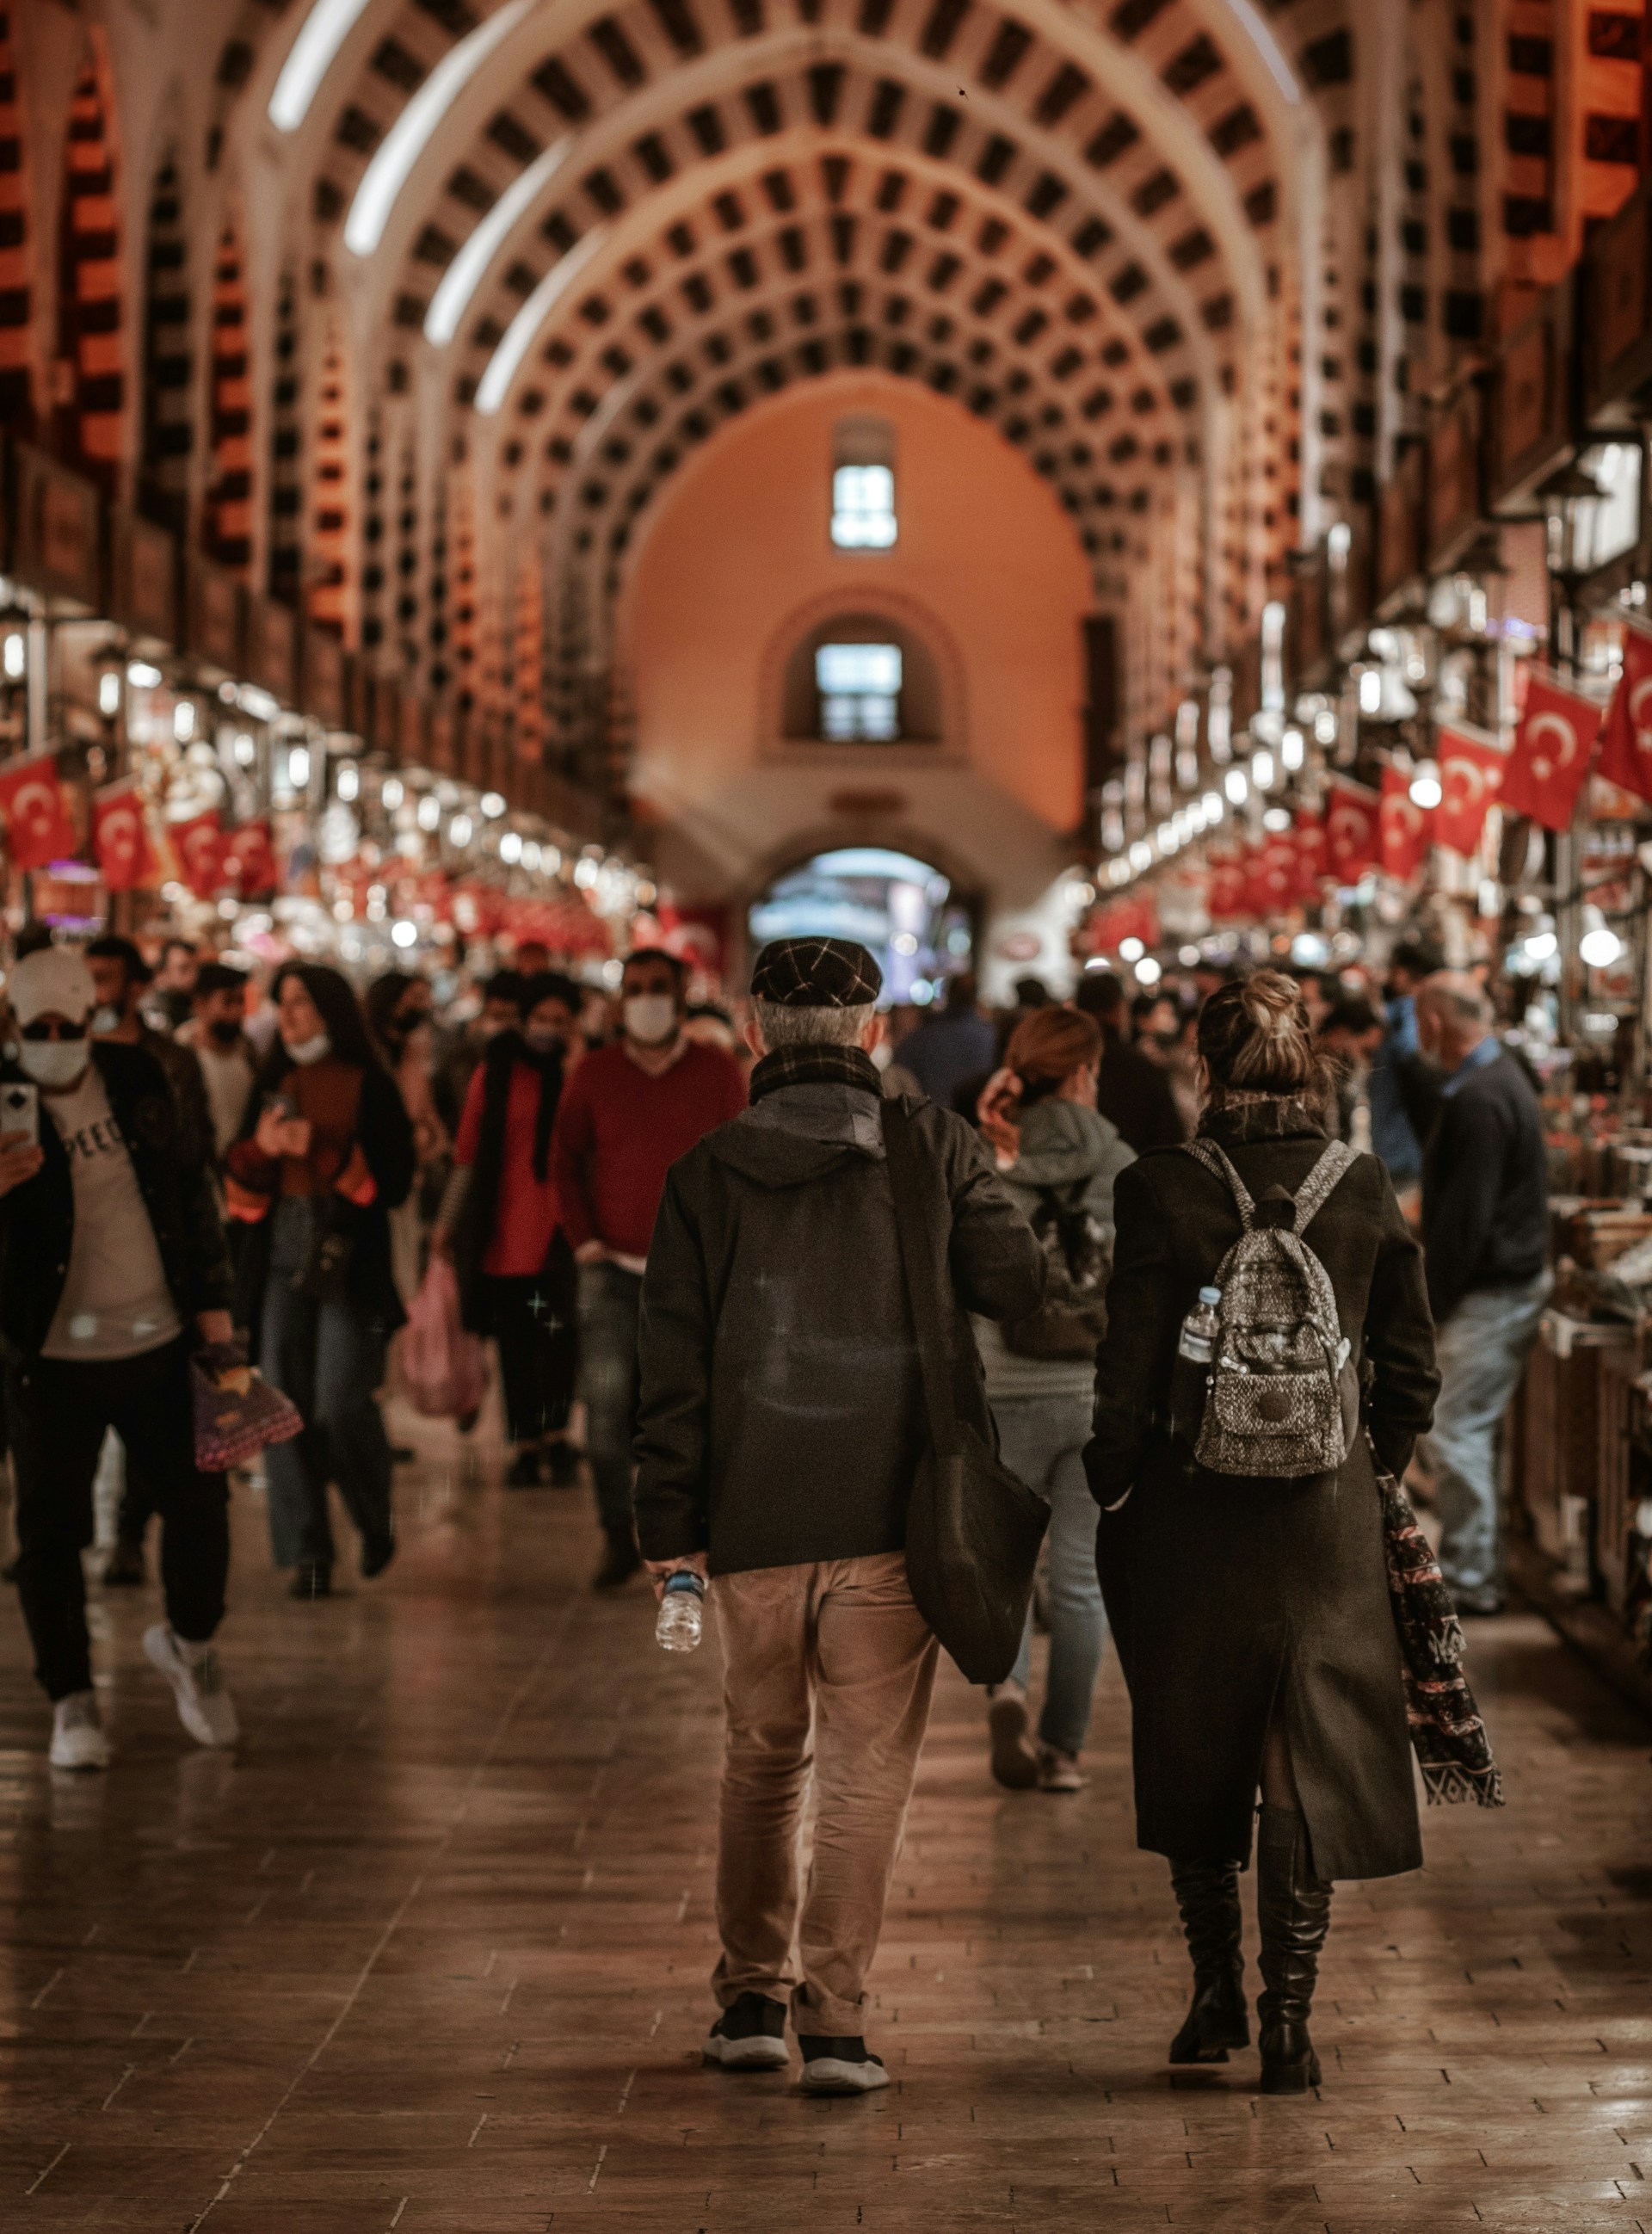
[1281,729,1304,772]
[1409,763,1442,811]
[416,793,441,831]
[1358,670,1383,715]
[1263,806,1291,832]
[2,633,25,681]
[449,813,473,847]
[480,791,506,818]
[346,0,533,257]
[573,856,599,887]
[1136,956,1163,987]
[1250,750,1275,791]
[1314,709,1338,745]
[391,918,418,950]
[126,660,161,688]
[1580,923,1624,969]
[541,844,560,873]
[268,0,375,131]
[1201,789,1224,823]
[288,745,311,788]
[174,701,196,743]
[97,670,121,718]
[499,830,523,865]
[336,762,360,802]
[1128,842,1152,873]
[425,144,567,346]
[1523,929,1558,963]
[1179,945,1201,966]
[383,777,404,811]
[233,732,257,767]
[1119,937,1144,962]
[1224,768,1248,805]
[522,841,542,871]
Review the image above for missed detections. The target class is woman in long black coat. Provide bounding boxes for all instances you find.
[1086,971,1439,2094]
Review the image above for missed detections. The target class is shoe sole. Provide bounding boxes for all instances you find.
[1260,2056,1322,2095]
[48,1743,109,1773]
[987,1696,1039,1791]
[144,1630,238,1750]
[702,2036,790,2070]
[800,2058,891,2095]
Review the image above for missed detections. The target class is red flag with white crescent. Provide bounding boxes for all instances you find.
[170,809,227,898]
[1326,781,1379,882]
[1595,621,1652,807]
[221,818,275,898]
[0,753,76,871]
[1205,846,1248,922]
[1294,812,1328,897]
[1500,671,1602,831]
[1379,764,1433,880]
[1434,723,1505,856]
[91,783,157,892]
[1253,831,1298,912]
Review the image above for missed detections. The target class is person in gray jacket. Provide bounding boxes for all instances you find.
[975,1004,1133,1792]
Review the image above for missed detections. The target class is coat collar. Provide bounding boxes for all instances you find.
[1198,1095,1327,1147]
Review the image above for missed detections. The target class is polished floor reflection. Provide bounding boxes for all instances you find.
[1,1411,1649,2231]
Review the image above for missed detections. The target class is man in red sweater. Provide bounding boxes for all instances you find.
[552,948,747,1585]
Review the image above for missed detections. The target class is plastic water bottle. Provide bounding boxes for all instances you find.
[656,1571,706,1652]
[1178,1287,1223,1365]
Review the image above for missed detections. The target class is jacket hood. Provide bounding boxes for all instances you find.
[707,1120,869,1190]
[1014,1096,1126,1182]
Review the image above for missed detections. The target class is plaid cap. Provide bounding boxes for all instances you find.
[749,937,883,1008]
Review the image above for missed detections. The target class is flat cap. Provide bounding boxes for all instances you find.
[750,937,883,1008]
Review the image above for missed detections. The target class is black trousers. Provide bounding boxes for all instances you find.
[485,1234,578,1446]
[5,1339,230,1701]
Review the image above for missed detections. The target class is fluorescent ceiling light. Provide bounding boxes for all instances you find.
[476,227,607,414]
[268,0,375,133]
[426,141,567,345]
[345,0,534,260]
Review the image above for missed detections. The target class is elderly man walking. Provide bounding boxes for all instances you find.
[634,938,1045,2095]
[1415,972,1550,1614]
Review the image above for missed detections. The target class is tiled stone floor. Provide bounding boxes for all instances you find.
[1,1410,1649,2231]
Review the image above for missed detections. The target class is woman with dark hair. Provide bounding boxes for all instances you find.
[365,967,449,1305]
[1086,970,1439,2093]
[974,1005,1133,1793]
[433,972,583,1487]
[226,964,416,1598]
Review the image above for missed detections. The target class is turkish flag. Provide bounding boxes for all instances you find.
[0,754,75,871]
[1435,724,1505,856]
[92,784,157,892]
[1326,781,1380,882]
[1501,671,1602,831]
[222,818,275,897]
[1205,847,1248,922]
[1595,622,1652,806]
[1294,812,1328,897]
[1252,832,1298,913]
[170,809,226,898]
[1379,765,1433,879]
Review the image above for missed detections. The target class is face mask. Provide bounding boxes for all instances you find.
[19,1039,89,1089]
[525,1023,563,1053]
[91,1004,121,1037]
[208,1017,243,1048]
[283,1031,331,1067]
[623,994,677,1047]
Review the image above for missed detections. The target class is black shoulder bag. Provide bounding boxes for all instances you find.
[880,1100,1051,1683]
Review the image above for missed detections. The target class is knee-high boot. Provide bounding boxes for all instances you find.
[1167,1861,1248,2063]
[1255,1803,1332,2094]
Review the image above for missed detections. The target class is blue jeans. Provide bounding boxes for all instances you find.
[1423,1273,1550,1604]
[260,1199,395,1571]
[996,1392,1108,1756]
[578,1261,644,1535]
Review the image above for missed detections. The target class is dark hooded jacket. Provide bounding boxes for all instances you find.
[632,1077,1047,1575]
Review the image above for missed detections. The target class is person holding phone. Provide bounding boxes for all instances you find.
[0,944,240,1772]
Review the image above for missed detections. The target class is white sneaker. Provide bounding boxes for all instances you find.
[798,2040,891,2095]
[50,1690,111,1772]
[145,1626,239,1749]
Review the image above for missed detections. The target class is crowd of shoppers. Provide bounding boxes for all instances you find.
[0,918,1554,2105]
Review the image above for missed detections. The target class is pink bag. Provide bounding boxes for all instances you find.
[402,1256,489,1419]
[191,1347,305,1472]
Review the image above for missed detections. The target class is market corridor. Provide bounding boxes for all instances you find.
[1,1420,1648,2234]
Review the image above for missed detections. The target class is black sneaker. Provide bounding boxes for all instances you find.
[544,1441,583,1488]
[289,1559,332,1601]
[703,1993,789,2070]
[592,1528,641,1590]
[361,1529,396,1581]
[798,2035,890,2095]
[102,1538,146,1589]
[504,1447,543,1489]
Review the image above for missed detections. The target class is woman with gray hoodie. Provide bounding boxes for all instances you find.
[974,1005,1134,1791]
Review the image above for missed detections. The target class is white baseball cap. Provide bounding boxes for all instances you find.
[9,945,96,1027]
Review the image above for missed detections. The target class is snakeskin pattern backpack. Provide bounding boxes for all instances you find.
[1180,1137,1359,1479]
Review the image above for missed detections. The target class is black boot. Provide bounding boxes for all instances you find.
[1168,1861,1248,2063]
[1255,1803,1332,2094]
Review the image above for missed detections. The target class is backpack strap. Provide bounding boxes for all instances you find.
[1290,1139,1359,1232]
[1182,1138,1255,1228]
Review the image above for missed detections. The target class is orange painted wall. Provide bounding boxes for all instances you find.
[619,371,1093,909]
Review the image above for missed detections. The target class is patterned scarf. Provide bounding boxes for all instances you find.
[749,1043,882,1105]
[1375,1458,1505,1807]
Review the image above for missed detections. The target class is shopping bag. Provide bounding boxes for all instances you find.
[191,1344,305,1472]
[401,1256,489,1418]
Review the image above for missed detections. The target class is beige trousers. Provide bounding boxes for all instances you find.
[712,1552,939,2038]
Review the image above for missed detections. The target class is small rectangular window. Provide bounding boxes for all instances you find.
[817,641,902,737]
[830,463,897,547]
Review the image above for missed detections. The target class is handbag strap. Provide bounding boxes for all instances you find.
[879,1101,959,1461]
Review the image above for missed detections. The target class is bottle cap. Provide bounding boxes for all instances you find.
[1199,1286,1222,1305]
